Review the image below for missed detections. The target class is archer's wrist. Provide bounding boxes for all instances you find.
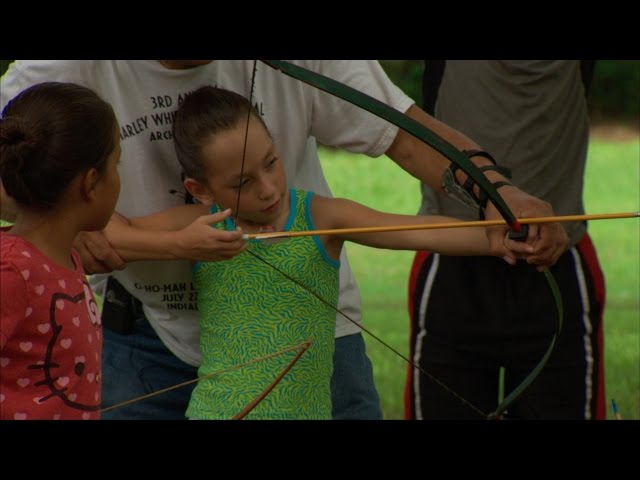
[443,149,513,219]
[454,150,510,197]
[481,183,517,216]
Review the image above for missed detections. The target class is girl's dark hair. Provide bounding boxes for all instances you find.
[0,81,118,210]
[173,85,267,183]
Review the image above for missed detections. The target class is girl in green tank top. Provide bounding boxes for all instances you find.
[126,86,532,419]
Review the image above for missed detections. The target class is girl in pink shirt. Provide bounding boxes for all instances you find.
[1,82,121,420]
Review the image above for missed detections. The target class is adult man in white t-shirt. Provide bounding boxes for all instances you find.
[0,60,567,419]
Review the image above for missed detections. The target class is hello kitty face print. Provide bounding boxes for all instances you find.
[1,236,103,420]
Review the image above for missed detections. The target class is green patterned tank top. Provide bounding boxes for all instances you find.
[186,189,340,419]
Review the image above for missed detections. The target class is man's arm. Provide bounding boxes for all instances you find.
[385,104,483,193]
[385,104,568,268]
[74,206,247,274]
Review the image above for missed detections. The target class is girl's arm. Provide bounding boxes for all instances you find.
[127,204,209,231]
[105,205,247,262]
[313,195,533,257]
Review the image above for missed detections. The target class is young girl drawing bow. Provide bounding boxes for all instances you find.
[0,82,121,420]
[113,85,533,419]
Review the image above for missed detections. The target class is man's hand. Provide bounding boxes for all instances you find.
[74,231,127,274]
[73,212,130,274]
[485,186,569,270]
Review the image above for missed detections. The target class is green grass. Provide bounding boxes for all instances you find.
[584,139,640,420]
[319,136,640,420]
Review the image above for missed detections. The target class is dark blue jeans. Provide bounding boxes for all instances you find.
[331,333,383,420]
[101,316,197,420]
[101,316,382,420]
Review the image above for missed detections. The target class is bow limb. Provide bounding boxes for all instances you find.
[260,60,562,418]
[233,339,312,420]
[488,269,564,419]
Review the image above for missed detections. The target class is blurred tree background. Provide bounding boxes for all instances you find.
[2,60,638,121]
[587,60,640,120]
[0,60,12,77]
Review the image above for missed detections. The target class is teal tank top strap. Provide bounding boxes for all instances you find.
[298,189,339,269]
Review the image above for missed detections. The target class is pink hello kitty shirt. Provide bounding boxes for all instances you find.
[1,230,102,420]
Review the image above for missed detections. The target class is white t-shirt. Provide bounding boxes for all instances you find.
[1,60,414,366]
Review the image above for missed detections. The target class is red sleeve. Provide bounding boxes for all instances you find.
[0,259,29,350]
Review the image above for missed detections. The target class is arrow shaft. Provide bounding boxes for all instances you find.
[244,212,640,240]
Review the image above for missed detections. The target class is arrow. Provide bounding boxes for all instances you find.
[242,212,640,241]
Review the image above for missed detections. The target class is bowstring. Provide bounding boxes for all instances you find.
[234,59,259,227]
